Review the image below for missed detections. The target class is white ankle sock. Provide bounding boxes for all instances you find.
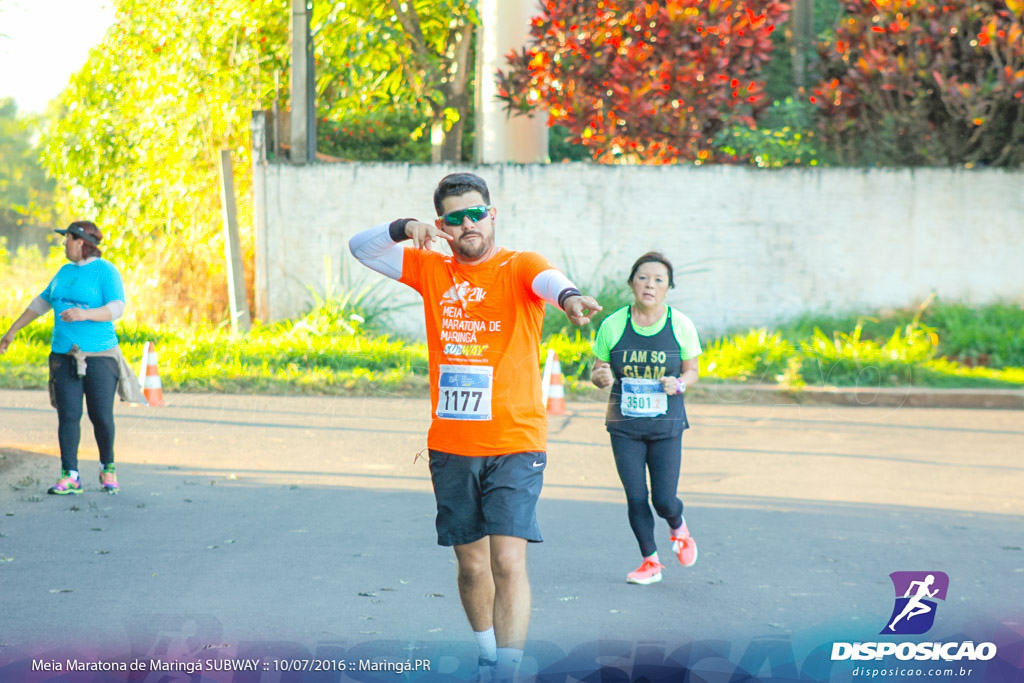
[68,469,79,481]
[474,627,497,663]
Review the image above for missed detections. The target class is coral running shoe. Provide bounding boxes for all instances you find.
[48,471,82,495]
[671,533,698,567]
[99,465,119,494]
[626,558,665,585]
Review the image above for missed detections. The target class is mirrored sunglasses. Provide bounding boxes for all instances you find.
[441,205,491,226]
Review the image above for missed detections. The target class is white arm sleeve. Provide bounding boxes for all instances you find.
[531,268,577,309]
[28,296,52,315]
[348,222,405,281]
[103,300,126,320]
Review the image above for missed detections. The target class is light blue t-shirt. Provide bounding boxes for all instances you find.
[40,258,125,353]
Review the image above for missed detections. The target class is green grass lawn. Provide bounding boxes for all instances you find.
[2,297,1022,396]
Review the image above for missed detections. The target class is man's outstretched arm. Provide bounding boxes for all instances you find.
[530,271,602,326]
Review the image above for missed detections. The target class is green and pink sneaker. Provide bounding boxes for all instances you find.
[99,464,119,494]
[48,471,82,495]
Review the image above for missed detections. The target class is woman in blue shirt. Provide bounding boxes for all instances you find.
[1,221,126,495]
[591,252,702,585]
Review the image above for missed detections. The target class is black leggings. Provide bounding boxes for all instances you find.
[49,353,119,472]
[609,432,685,558]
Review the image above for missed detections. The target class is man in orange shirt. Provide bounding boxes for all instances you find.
[350,173,600,682]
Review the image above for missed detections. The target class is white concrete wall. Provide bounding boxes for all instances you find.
[256,163,1024,337]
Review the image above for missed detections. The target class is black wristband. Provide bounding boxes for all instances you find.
[557,287,582,310]
[388,218,416,242]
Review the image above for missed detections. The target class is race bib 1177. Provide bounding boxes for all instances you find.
[437,364,493,420]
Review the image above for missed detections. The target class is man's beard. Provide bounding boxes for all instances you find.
[452,232,493,260]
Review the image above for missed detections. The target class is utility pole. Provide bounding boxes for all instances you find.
[290,0,315,162]
[251,111,269,321]
[791,0,814,94]
[475,0,548,163]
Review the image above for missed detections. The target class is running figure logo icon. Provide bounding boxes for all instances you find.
[440,281,486,306]
[881,571,949,635]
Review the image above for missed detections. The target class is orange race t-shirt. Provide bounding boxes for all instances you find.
[400,247,552,456]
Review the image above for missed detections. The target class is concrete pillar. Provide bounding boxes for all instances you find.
[290,0,312,163]
[475,0,549,164]
[790,0,814,92]
[251,111,269,321]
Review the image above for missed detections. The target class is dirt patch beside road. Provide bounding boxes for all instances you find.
[0,448,54,506]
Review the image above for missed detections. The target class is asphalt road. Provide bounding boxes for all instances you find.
[1,388,1022,681]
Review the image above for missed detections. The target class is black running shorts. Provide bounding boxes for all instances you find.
[428,450,546,546]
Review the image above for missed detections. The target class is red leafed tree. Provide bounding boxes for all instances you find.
[496,0,789,164]
[811,0,1024,166]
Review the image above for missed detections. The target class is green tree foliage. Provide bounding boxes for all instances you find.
[496,0,789,164]
[42,0,290,322]
[811,0,1024,165]
[41,1,477,323]
[760,0,843,100]
[318,110,432,162]
[314,0,478,162]
[0,98,56,229]
[714,96,829,165]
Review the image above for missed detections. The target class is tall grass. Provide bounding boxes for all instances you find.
[702,330,794,383]
[4,304,1020,395]
[797,318,936,387]
[777,296,1024,368]
[2,245,1022,395]
[925,301,1024,368]
[294,254,417,336]
[158,325,428,395]
[0,247,429,395]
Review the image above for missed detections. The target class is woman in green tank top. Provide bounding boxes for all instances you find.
[590,252,702,585]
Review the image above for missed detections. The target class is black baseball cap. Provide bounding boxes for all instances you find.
[54,224,100,245]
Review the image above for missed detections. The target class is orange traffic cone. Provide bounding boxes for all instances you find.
[542,349,566,416]
[139,341,166,407]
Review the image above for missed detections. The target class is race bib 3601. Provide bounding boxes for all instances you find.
[620,377,668,417]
